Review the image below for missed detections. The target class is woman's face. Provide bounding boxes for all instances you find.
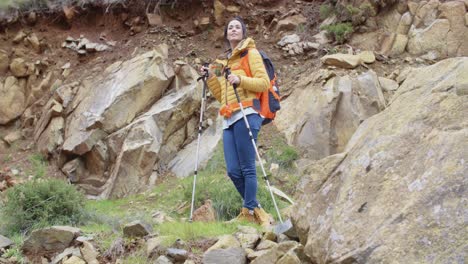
[227,20,243,43]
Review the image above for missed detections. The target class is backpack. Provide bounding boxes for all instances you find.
[239,49,281,125]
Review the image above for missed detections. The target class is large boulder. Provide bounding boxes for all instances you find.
[0,76,26,124]
[0,49,9,73]
[293,58,467,263]
[275,70,385,160]
[22,226,81,257]
[63,45,175,155]
[81,62,202,198]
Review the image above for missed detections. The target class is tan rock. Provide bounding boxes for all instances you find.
[9,58,34,77]
[378,77,399,92]
[321,54,361,69]
[407,1,419,16]
[275,70,385,159]
[358,51,375,64]
[466,13,468,26]
[276,15,307,32]
[80,241,99,264]
[37,117,64,156]
[293,57,468,263]
[147,13,162,26]
[256,240,277,251]
[226,5,240,13]
[407,19,450,56]
[192,199,216,222]
[63,256,85,264]
[146,236,170,258]
[276,250,301,264]
[0,76,26,125]
[414,0,440,27]
[389,34,409,57]
[397,12,413,35]
[438,1,468,57]
[213,0,226,26]
[379,7,402,32]
[63,6,76,22]
[3,131,22,145]
[0,49,9,73]
[396,1,409,14]
[26,33,41,53]
[208,235,240,251]
[12,31,27,44]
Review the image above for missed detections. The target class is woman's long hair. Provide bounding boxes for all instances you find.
[223,16,248,53]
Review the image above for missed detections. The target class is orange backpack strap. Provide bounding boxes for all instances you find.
[219,100,254,118]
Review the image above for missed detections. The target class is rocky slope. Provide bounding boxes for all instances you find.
[0,0,467,263]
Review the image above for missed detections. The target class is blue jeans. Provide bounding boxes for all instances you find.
[223,113,263,210]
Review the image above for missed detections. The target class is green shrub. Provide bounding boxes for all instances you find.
[319,4,334,20]
[320,22,354,44]
[28,153,46,179]
[1,179,87,235]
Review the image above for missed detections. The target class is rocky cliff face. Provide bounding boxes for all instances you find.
[292,58,467,263]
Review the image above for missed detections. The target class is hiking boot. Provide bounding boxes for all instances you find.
[254,207,272,228]
[227,208,257,224]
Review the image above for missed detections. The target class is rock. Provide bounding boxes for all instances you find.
[147,236,170,258]
[246,249,269,261]
[192,199,216,222]
[269,163,279,177]
[379,77,399,92]
[321,54,361,69]
[63,256,86,264]
[63,6,76,22]
[166,248,188,262]
[203,247,246,264]
[396,12,413,35]
[277,34,300,47]
[358,51,375,64]
[262,232,277,242]
[50,247,82,264]
[0,235,13,249]
[250,245,281,264]
[37,117,64,156]
[276,250,301,264]
[276,15,307,32]
[212,235,240,249]
[123,220,152,238]
[407,19,450,57]
[26,33,41,53]
[80,241,99,264]
[22,226,81,256]
[198,17,211,30]
[12,31,27,44]
[414,0,439,27]
[275,70,385,159]
[152,211,174,224]
[312,30,331,45]
[236,233,260,249]
[147,13,162,26]
[155,255,173,264]
[293,57,468,263]
[0,76,26,125]
[213,0,226,26]
[9,58,34,77]
[438,1,468,57]
[26,11,37,24]
[226,5,240,13]
[256,240,277,251]
[389,34,409,57]
[3,131,22,145]
[0,49,9,73]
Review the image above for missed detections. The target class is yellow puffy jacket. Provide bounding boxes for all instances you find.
[207,37,269,115]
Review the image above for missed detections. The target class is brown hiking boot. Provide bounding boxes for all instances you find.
[228,208,257,224]
[254,207,272,228]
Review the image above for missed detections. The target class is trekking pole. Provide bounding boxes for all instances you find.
[189,63,210,222]
[225,68,283,223]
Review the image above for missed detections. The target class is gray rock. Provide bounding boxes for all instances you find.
[203,247,246,264]
[123,220,152,238]
[277,34,300,47]
[22,226,81,256]
[0,235,13,249]
[155,255,173,264]
[167,248,188,262]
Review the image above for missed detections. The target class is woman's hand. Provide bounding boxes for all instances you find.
[199,65,214,78]
[227,74,240,85]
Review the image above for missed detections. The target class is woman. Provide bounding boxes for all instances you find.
[200,16,271,227]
